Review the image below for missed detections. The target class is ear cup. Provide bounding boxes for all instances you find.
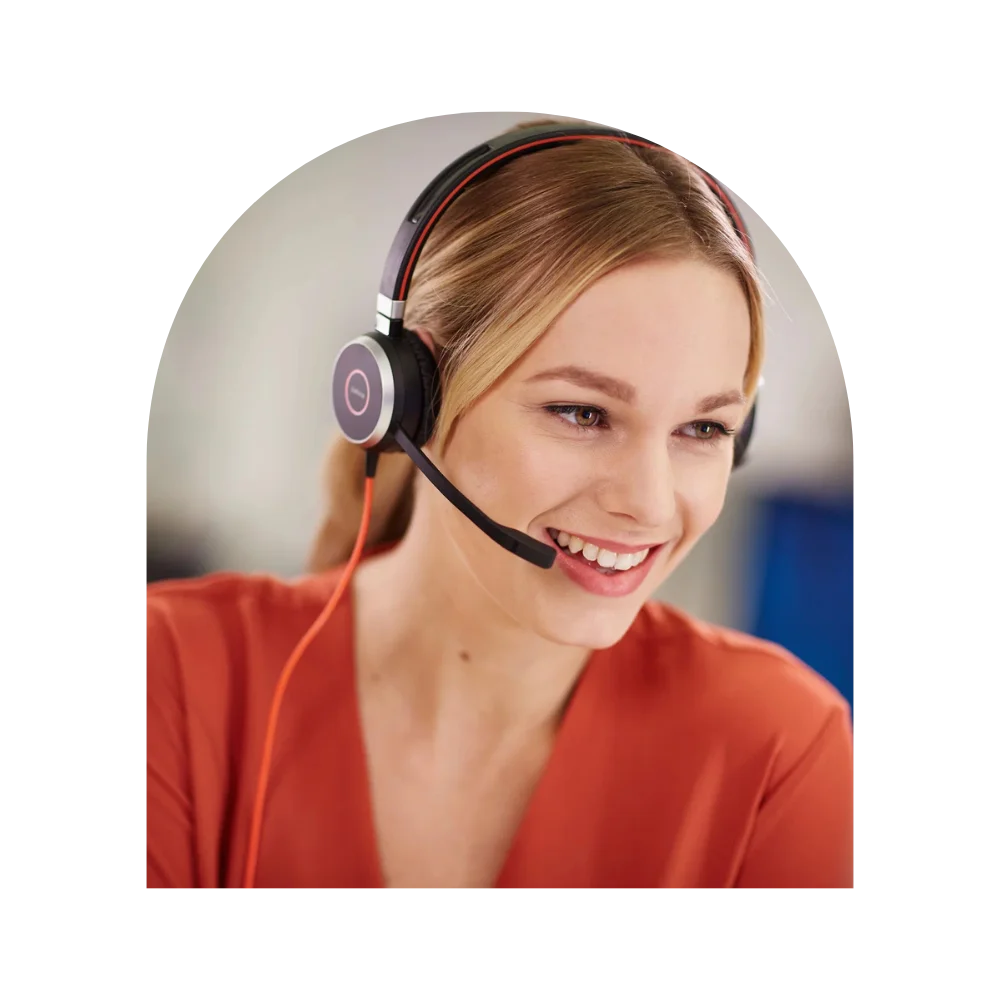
[397,327,441,448]
[733,399,756,469]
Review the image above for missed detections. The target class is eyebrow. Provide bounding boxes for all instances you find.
[694,389,747,412]
[525,365,637,404]
[525,365,746,412]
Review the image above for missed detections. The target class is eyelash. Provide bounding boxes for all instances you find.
[544,404,736,445]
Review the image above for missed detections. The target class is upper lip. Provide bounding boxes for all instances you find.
[546,527,666,555]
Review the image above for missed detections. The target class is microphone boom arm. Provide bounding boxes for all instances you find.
[392,427,556,569]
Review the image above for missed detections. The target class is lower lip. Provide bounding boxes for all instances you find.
[545,534,663,598]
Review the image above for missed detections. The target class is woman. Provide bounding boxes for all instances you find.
[147,119,852,888]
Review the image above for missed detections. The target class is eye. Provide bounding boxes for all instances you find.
[545,404,610,430]
[677,420,735,443]
[692,421,722,440]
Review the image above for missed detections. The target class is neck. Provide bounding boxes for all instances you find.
[350,486,591,740]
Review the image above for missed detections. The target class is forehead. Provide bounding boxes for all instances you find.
[521,258,751,396]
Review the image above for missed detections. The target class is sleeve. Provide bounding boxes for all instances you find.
[147,597,199,888]
[736,702,853,888]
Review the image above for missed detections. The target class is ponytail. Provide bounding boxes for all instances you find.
[307,435,415,572]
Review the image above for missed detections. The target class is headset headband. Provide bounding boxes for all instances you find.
[374,124,755,338]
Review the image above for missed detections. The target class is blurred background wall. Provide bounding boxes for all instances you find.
[147,111,853,706]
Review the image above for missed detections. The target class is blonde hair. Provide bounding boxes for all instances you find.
[308,119,765,572]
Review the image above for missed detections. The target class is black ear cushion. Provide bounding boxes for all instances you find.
[399,327,441,448]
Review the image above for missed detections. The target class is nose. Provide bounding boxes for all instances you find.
[596,433,678,531]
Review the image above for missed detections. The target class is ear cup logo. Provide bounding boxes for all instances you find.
[332,337,391,447]
[344,369,371,415]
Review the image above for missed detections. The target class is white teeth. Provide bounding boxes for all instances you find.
[550,529,654,572]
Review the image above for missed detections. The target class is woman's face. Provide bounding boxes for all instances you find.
[425,257,752,650]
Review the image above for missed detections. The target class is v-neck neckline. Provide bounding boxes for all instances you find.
[337,552,610,889]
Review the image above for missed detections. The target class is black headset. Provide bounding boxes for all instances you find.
[331,124,758,571]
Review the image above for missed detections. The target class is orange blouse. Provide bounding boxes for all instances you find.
[147,549,853,888]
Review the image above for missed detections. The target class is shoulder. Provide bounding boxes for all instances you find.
[624,600,850,766]
[148,570,336,640]
[147,568,350,709]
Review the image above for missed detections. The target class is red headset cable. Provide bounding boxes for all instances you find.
[242,454,379,888]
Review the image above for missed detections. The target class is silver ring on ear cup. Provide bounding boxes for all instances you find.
[332,335,396,448]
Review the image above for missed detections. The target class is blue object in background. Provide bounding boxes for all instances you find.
[747,493,853,709]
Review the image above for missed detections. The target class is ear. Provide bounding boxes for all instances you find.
[411,326,440,362]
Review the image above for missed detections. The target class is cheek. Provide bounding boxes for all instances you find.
[675,457,732,533]
[442,421,531,520]
[443,408,584,513]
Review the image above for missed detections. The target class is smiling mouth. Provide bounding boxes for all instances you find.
[545,527,664,574]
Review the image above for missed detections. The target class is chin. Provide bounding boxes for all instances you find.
[577,620,638,650]
[532,601,645,651]
[518,545,673,650]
